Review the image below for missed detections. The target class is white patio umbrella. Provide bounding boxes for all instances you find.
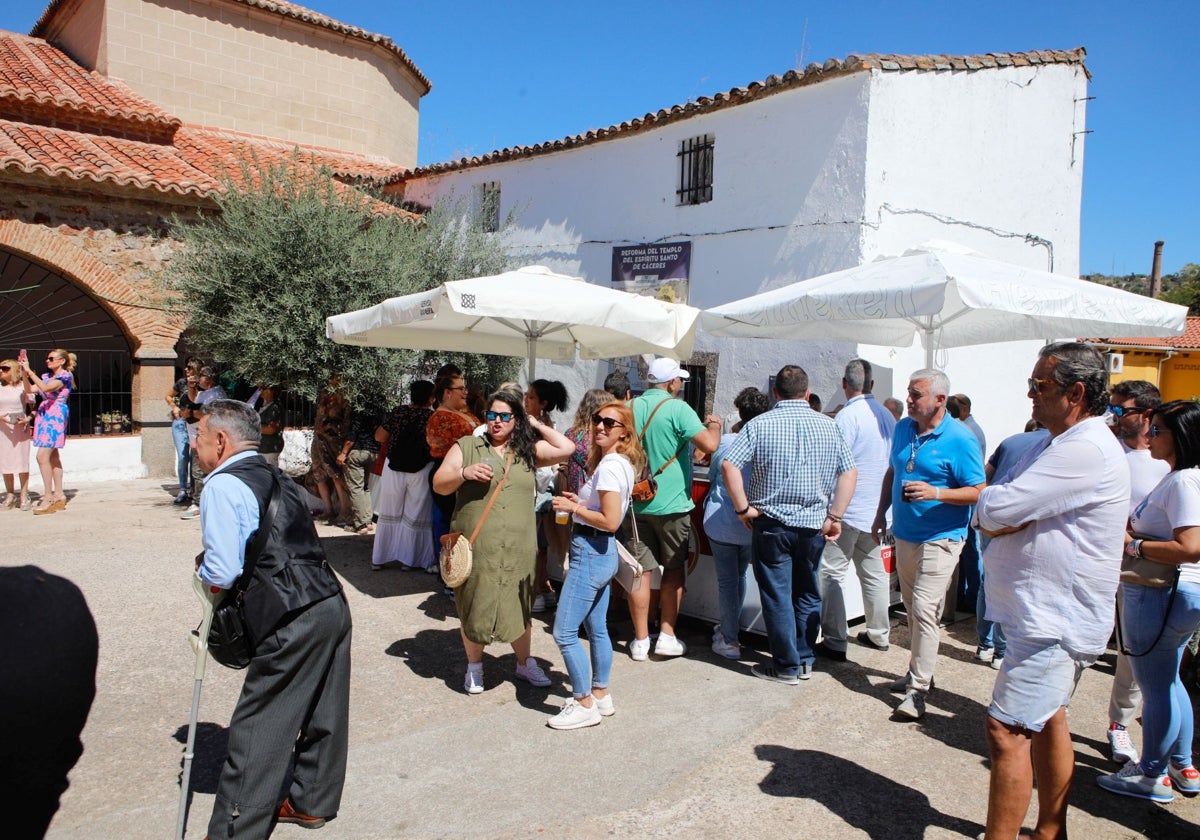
[326,265,700,379]
[701,245,1187,366]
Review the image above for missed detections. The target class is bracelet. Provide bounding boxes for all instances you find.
[935,488,941,501]
[735,505,751,516]
[826,512,842,523]
[459,467,466,481]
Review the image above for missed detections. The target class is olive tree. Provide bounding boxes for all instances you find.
[163,156,520,406]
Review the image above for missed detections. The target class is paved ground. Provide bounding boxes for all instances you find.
[7,478,1197,839]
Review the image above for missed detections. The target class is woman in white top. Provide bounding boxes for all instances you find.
[1098,399,1200,802]
[546,401,645,730]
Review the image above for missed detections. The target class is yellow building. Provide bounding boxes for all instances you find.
[1088,317,1200,402]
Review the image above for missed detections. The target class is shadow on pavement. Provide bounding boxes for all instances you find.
[755,745,982,838]
[172,721,228,795]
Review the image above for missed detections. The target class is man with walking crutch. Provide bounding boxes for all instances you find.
[192,400,352,838]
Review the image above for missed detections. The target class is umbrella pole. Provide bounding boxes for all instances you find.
[177,575,220,840]
[526,336,537,382]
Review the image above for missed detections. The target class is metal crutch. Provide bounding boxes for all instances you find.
[176,573,222,840]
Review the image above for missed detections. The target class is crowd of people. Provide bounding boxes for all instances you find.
[176,344,1200,837]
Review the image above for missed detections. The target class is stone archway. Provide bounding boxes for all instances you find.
[0,219,184,475]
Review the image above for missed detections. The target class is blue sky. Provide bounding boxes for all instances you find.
[2,1,1195,276]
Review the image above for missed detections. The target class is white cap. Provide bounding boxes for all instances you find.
[646,358,690,384]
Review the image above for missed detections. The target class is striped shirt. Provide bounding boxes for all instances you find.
[723,400,854,529]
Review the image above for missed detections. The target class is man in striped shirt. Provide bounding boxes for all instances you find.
[722,365,857,683]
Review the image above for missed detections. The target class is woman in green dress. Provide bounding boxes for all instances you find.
[433,389,573,694]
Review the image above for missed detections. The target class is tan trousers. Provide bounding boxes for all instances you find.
[895,537,963,692]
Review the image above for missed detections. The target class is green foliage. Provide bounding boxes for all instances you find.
[1159,263,1200,314]
[162,156,520,406]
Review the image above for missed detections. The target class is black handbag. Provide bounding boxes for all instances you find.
[206,477,283,669]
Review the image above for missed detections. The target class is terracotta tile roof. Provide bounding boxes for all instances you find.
[30,0,431,95]
[0,30,180,141]
[1085,317,1200,350]
[396,48,1088,182]
[0,31,412,216]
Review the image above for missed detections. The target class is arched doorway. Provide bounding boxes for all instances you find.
[0,248,133,435]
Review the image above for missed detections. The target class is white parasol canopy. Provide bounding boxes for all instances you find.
[326,265,700,379]
[701,244,1187,366]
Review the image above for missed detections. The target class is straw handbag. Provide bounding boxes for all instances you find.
[440,450,513,588]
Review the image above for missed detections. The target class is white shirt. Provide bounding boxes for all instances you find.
[1130,467,1200,585]
[977,416,1130,657]
[575,453,634,525]
[1123,440,1170,516]
[834,394,895,531]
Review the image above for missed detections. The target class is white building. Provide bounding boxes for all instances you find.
[398,49,1090,448]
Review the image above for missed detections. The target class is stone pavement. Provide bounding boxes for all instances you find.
[6,478,1196,839]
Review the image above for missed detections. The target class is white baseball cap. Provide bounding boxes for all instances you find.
[646,358,690,384]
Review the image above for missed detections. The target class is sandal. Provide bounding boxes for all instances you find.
[19,497,31,511]
[33,500,58,516]
[1,494,14,510]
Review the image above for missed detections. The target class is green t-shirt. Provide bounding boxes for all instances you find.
[632,388,706,515]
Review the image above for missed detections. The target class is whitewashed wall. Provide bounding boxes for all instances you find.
[404,61,1087,451]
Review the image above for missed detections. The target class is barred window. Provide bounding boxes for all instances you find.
[677,134,714,205]
[477,181,501,232]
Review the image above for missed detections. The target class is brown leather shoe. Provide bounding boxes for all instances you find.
[278,799,326,829]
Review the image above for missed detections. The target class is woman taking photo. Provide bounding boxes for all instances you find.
[433,390,572,695]
[0,359,34,510]
[1098,399,1200,802]
[546,401,644,729]
[21,349,76,514]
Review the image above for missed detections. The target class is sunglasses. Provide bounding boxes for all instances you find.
[1027,377,1057,395]
[592,413,625,430]
[1149,423,1165,438]
[1108,404,1150,418]
[0,366,9,372]
[485,410,514,422]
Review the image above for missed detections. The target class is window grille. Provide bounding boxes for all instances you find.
[478,181,501,232]
[677,134,714,205]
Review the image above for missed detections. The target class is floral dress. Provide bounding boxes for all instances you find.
[33,371,73,449]
[310,391,349,482]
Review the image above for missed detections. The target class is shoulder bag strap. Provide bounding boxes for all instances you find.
[467,448,514,545]
[233,473,283,596]
[634,396,687,477]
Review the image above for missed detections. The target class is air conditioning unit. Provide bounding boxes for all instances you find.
[1107,353,1124,374]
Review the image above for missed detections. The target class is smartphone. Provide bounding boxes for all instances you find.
[17,349,27,364]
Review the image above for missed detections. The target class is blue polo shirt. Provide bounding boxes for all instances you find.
[889,413,985,543]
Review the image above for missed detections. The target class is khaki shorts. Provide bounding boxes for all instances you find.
[621,511,691,572]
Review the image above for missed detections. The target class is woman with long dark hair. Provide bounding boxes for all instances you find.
[1098,399,1200,802]
[526,379,570,612]
[433,389,573,694]
[546,401,644,729]
[20,349,76,514]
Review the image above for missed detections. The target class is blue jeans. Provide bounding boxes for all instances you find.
[956,522,981,612]
[710,538,751,645]
[751,517,825,676]
[171,418,190,493]
[1122,580,1200,776]
[977,574,1006,656]
[553,533,618,698]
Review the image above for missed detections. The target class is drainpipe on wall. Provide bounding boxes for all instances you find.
[1157,348,1177,391]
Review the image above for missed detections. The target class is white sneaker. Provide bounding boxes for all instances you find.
[654,634,687,657]
[179,504,200,520]
[464,665,484,695]
[594,693,615,717]
[629,637,651,661]
[546,697,602,730]
[1097,761,1174,803]
[1107,724,1139,765]
[515,657,551,687]
[712,637,741,659]
[975,646,994,662]
[1168,761,1200,794]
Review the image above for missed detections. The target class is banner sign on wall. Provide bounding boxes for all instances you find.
[611,241,691,304]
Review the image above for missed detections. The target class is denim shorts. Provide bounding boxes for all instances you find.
[988,635,1094,732]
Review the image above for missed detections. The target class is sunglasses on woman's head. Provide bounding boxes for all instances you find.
[591,413,625,430]
[485,410,513,422]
